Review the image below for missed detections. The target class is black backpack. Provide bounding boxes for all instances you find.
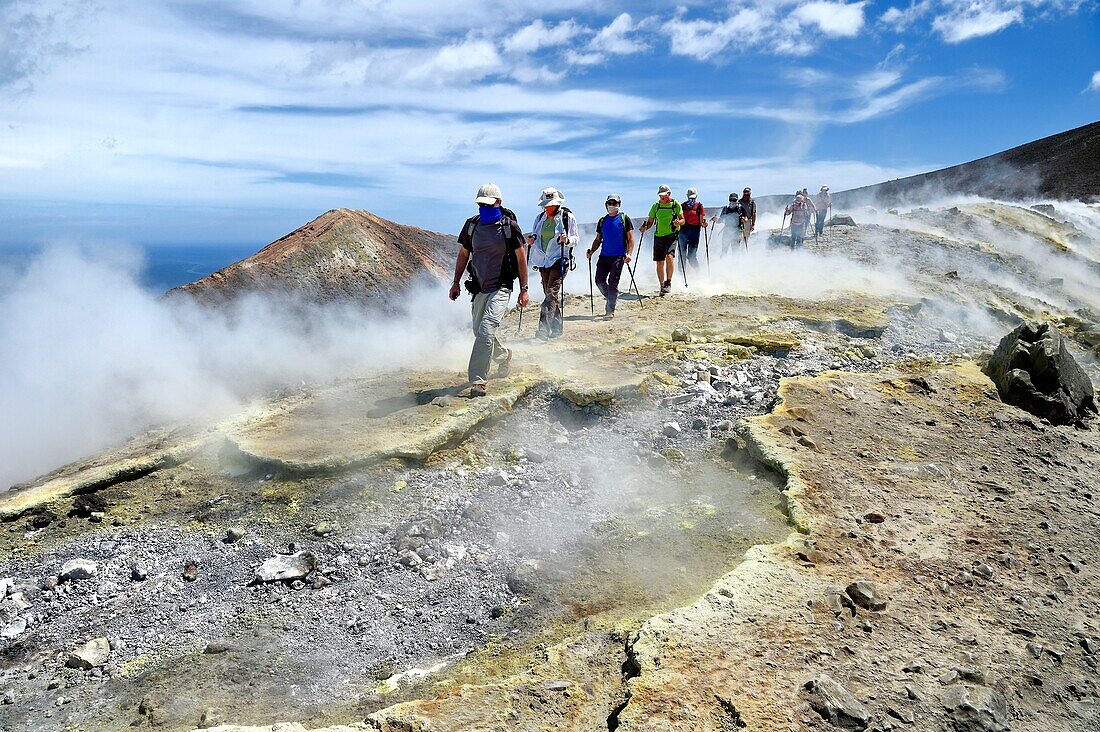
[461,207,520,296]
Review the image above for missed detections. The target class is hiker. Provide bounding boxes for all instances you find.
[525,187,579,339]
[785,193,815,249]
[734,186,756,249]
[814,185,831,236]
[677,188,707,270]
[586,193,635,318]
[638,184,684,296]
[713,193,741,255]
[449,183,530,398]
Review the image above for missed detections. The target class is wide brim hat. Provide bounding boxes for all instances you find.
[538,189,565,208]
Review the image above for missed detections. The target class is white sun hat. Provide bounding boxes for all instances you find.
[475,183,503,205]
[537,187,565,208]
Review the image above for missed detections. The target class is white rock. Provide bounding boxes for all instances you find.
[252,552,316,583]
[66,638,110,669]
[662,422,682,437]
[60,559,98,582]
[1,618,26,639]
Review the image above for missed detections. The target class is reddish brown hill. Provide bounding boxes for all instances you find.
[171,208,454,304]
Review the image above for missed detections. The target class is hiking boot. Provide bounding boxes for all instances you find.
[660,280,672,296]
[605,309,615,319]
[496,348,513,376]
[469,383,487,398]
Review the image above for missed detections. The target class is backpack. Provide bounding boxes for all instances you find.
[682,200,703,227]
[595,212,628,245]
[655,201,681,233]
[461,207,520,295]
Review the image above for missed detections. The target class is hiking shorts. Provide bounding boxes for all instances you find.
[653,234,678,262]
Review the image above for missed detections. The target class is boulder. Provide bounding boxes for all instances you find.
[66,638,111,669]
[59,559,98,582]
[985,321,1096,425]
[828,215,857,227]
[941,684,1009,732]
[804,674,870,730]
[252,551,316,584]
[845,579,887,611]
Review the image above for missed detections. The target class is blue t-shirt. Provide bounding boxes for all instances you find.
[598,213,633,257]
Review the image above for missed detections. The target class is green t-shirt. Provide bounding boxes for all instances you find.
[648,200,683,237]
[539,215,558,251]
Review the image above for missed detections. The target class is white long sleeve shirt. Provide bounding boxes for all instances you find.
[526,209,579,269]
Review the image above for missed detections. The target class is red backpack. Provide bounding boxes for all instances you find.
[682,200,704,226]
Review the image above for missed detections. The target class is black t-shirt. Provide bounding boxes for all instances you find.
[459,209,524,292]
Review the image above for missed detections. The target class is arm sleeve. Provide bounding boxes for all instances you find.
[506,225,523,251]
[648,203,658,218]
[698,204,705,218]
[566,212,579,247]
[624,215,634,231]
[527,214,541,241]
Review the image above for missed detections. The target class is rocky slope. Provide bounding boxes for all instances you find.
[837,120,1100,205]
[0,200,1098,732]
[169,209,454,304]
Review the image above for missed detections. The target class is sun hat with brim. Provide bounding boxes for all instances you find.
[475,183,503,205]
[686,187,697,198]
[657,184,672,197]
[537,187,565,208]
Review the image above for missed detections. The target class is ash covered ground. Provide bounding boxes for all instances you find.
[0,200,1098,732]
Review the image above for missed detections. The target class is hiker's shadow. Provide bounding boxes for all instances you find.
[366,385,466,418]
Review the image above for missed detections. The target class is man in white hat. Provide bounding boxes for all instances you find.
[449,183,530,397]
[638,184,684,296]
[525,187,579,339]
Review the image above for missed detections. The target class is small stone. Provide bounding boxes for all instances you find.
[397,550,422,568]
[203,641,234,655]
[223,527,245,544]
[663,422,682,437]
[905,685,922,701]
[182,561,199,582]
[1025,643,1043,659]
[972,563,994,580]
[59,559,98,582]
[507,559,541,595]
[864,512,886,524]
[803,674,870,730]
[671,327,692,343]
[311,521,339,536]
[198,707,224,728]
[844,580,887,611]
[1,618,27,639]
[252,551,316,584]
[66,638,110,670]
[130,563,148,581]
[941,684,1009,732]
[887,706,915,724]
[902,659,923,673]
[938,670,959,684]
[696,370,711,383]
[691,416,708,430]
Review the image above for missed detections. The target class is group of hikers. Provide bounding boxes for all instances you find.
[784,186,833,248]
[448,182,831,396]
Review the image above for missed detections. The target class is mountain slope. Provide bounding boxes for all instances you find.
[837,120,1100,205]
[171,208,454,304]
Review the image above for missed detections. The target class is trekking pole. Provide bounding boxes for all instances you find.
[627,230,645,307]
[516,303,523,335]
[588,253,594,315]
[703,225,711,275]
[680,255,688,288]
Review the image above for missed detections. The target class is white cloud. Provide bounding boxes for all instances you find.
[590,13,644,56]
[932,6,1021,42]
[1088,70,1100,92]
[502,19,581,55]
[792,2,868,38]
[882,0,1083,43]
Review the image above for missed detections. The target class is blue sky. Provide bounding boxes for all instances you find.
[1,0,1097,247]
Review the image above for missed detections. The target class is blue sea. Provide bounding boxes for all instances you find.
[0,243,258,293]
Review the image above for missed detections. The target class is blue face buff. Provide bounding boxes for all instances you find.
[478,204,503,225]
